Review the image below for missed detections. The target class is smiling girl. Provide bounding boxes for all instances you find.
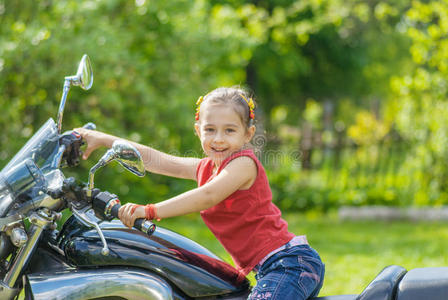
[75,86,325,299]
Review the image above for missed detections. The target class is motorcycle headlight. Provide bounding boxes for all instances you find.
[0,159,46,217]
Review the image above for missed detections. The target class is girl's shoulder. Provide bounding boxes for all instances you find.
[196,156,214,181]
[220,149,260,171]
[197,149,263,187]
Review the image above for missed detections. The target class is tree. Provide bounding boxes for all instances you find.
[389,0,448,205]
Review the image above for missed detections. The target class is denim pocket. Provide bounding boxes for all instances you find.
[251,245,325,299]
[297,254,325,297]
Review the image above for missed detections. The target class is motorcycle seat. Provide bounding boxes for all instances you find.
[314,265,407,300]
[356,265,407,300]
[396,267,448,300]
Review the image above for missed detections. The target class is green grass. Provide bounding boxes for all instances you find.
[159,212,448,296]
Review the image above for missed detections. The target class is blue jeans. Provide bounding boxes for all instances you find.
[248,244,325,300]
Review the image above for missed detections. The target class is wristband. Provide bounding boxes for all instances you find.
[145,204,161,221]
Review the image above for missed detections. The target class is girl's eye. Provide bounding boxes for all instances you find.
[226,128,236,133]
[204,128,214,132]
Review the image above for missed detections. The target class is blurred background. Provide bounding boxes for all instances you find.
[2,0,448,296]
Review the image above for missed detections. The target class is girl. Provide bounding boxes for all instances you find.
[75,87,325,299]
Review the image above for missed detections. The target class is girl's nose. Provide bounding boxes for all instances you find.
[213,131,225,142]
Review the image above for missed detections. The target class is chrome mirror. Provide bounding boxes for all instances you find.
[111,140,146,176]
[57,54,94,133]
[87,141,145,196]
[73,54,93,90]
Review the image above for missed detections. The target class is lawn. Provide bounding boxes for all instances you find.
[159,212,448,297]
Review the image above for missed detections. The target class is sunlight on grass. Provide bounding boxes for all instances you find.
[159,212,448,296]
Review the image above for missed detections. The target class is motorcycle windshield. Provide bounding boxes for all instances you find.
[0,118,60,216]
[2,118,59,173]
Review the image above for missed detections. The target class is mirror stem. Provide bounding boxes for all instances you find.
[87,150,116,197]
[57,80,71,134]
[87,163,100,198]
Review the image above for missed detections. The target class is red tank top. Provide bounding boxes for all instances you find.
[196,149,295,276]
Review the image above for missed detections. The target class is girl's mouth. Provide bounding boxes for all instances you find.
[211,147,228,153]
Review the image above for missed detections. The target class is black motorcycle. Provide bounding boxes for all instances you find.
[0,55,446,300]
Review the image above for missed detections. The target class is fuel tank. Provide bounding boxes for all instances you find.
[57,214,250,298]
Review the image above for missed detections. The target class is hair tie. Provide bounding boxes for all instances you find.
[195,96,204,121]
[194,92,255,122]
[239,93,255,120]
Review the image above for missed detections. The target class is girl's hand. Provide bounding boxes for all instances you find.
[73,128,107,160]
[118,203,146,229]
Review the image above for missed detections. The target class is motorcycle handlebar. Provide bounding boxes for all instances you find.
[110,204,156,236]
[59,122,95,167]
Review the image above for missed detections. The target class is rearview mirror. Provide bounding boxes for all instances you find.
[74,54,93,90]
[87,141,145,196]
[111,140,146,177]
[57,54,94,133]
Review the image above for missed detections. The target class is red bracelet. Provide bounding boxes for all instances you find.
[144,204,161,221]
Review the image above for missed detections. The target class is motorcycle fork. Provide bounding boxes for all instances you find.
[0,209,56,299]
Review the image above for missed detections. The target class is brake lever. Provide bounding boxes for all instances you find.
[71,205,109,256]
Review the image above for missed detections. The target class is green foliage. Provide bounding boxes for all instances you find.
[386,0,448,207]
[265,134,448,211]
[0,0,262,202]
[347,110,389,145]
[0,0,445,211]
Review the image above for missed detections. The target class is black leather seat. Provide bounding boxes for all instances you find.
[397,267,448,300]
[356,265,407,300]
[313,265,407,300]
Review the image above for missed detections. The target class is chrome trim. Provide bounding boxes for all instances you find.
[87,140,145,197]
[51,145,66,168]
[26,268,173,300]
[57,54,93,133]
[0,214,22,231]
[0,281,20,300]
[10,227,27,248]
[3,210,52,287]
[57,80,71,134]
[86,155,110,197]
[32,193,63,212]
[141,220,156,235]
[110,140,145,177]
[105,198,120,218]
[72,206,109,256]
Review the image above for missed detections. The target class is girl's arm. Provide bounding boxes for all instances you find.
[119,156,257,228]
[75,128,200,180]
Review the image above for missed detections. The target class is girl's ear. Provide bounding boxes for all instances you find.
[245,125,256,143]
[194,123,201,138]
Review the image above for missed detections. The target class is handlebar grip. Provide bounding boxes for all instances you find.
[110,204,156,236]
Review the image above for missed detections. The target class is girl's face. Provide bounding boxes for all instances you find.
[195,102,255,167]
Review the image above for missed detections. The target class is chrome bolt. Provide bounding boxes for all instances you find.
[10,227,28,247]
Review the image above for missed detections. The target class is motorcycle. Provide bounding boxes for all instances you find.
[0,55,446,300]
